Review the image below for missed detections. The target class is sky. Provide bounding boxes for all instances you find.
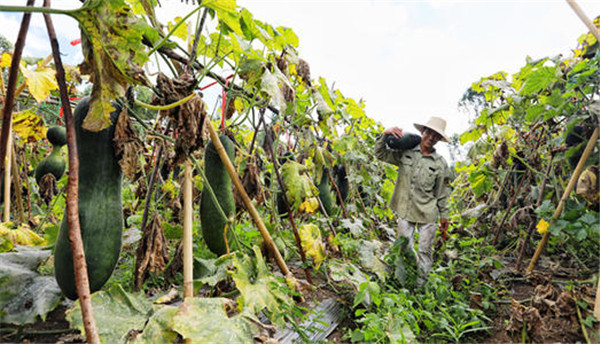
[1,0,599,159]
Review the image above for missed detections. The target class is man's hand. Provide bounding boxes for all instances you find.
[384,127,403,138]
[440,218,449,241]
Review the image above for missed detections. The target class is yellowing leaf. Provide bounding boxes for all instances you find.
[0,223,46,247]
[12,109,46,143]
[299,197,319,213]
[20,65,58,102]
[74,0,151,131]
[0,52,12,68]
[536,219,550,234]
[234,97,245,114]
[168,16,188,41]
[299,224,326,269]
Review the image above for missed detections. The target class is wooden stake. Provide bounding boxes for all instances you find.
[0,0,33,174]
[594,275,600,335]
[43,3,99,342]
[183,159,193,299]
[526,127,598,274]
[11,141,25,224]
[206,123,295,283]
[566,0,600,41]
[3,129,11,222]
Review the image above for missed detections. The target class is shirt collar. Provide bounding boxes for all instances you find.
[411,144,441,160]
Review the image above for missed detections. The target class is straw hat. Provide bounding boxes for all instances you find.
[414,116,450,142]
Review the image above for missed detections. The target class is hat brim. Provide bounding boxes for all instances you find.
[414,123,450,142]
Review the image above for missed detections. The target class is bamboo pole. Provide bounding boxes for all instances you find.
[566,0,600,41]
[3,129,11,222]
[0,0,33,174]
[11,142,25,223]
[526,127,598,274]
[594,275,600,336]
[183,159,194,298]
[205,123,295,283]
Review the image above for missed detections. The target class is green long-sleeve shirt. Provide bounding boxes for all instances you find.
[375,135,450,224]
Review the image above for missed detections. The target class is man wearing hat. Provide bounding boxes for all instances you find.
[375,116,451,287]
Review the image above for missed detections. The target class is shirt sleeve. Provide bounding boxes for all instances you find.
[374,135,403,166]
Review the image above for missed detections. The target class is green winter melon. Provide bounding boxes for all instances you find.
[54,97,123,300]
[318,169,333,215]
[200,135,235,256]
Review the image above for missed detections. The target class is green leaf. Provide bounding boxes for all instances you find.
[468,169,493,198]
[203,0,237,15]
[194,255,232,288]
[136,305,179,344]
[313,90,333,120]
[66,284,153,344]
[231,247,294,326]
[0,247,62,325]
[273,26,299,49]
[576,228,587,241]
[525,103,545,122]
[519,66,558,95]
[459,126,485,144]
[239,9,264,42]
[356,240,387,281]
[387,316,416,344]
[171,297,258,343]
[329,260,370,295]
[280,161,318,212]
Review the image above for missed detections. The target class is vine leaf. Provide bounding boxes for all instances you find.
[20,65,58,102]
[0,247,62,325]
[11,109,45,143]
[203,0,237,15]
[171,297,258,343]
[114,108,144,180]
[298,224,326,269]
[231,246,293,326]
[0,52,11,68]
[519,66,558,96]
[280,161,318,213]
[0,223,46,247]
[66,284,152,344]
[167,16,188,41]
[260,66,294,114]
[137,305,179,344]
[134,213,169,291]
[74,0,152,131]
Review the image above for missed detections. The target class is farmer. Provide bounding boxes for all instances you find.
[375,116,451,286]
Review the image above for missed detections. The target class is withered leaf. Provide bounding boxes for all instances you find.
[134,213,170,290]
[39,173,58,205]
[114,107,143,180]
